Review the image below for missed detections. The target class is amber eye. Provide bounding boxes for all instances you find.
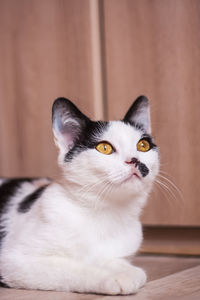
[137,139,151,152]
[96,142,113,155]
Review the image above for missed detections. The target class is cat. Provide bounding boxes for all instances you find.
[0,95,159,295]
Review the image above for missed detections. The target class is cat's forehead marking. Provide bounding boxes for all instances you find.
[102,121,142,143]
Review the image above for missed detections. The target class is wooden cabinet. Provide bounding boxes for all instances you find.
[0,0,103,178]
[102,0,200,226]
[0,0,200,226]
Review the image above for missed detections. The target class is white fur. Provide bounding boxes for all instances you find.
[0,121,159,295]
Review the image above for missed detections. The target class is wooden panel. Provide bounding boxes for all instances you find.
[103,0,200,226]
[134,255,200,282]
[0,0,103,178]
[130,266,200,300]
[141,227,200,256]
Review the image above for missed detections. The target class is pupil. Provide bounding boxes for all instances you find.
[104,145,107,151]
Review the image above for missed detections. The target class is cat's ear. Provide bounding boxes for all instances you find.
[123,95,151,133]
[52,98,89,153]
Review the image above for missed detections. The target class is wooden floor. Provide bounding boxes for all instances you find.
[0,255,200,300]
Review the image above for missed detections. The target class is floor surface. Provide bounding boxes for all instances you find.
[0,255,200,300]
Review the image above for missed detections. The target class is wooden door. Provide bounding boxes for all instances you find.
[0,0,104,178]
[102,0,200,226]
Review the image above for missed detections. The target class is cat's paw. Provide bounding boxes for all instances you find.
[100,266,146,295]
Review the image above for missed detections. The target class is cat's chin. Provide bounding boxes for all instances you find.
[112,177,145,197]
[122,172,141,184]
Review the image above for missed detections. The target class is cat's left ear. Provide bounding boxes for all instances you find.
[52,97,89,153]
[123,95,151,133]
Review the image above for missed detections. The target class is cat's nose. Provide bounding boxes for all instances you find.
[125,157,139,166]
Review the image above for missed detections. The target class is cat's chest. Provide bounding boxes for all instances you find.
[49,211,142,261]
[85,223,142,260]
[32,192,143,260]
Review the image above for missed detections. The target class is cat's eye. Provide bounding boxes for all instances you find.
[137,139,151,152]
[96,142,113,155]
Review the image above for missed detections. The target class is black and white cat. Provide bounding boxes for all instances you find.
[0,96,159,295]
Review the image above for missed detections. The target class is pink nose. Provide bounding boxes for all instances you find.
[125,160,134,164]
[125,157,138,164]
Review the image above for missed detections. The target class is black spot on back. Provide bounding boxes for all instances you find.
[0,178,39,244]
[18,184,48,213]
[0,178,39,213]
[0,275,10,288]
[0,178,49,286]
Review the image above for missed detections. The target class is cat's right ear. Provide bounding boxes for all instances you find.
[123,95,151,133]
[52,98,89,153]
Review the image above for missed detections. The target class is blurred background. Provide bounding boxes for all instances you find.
[0,0,199,255]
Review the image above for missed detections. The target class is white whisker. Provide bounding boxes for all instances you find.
[158,173,183,200]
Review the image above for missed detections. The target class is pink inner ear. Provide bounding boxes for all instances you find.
[54,130,74,153]
[53,120,81,152]
[68,142,73,151]
[61,133,74,151]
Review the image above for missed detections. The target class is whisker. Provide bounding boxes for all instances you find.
[155,178,181,204]
[101,182,114,205]
[157,171,183,203]
[153,181,176,212]
[96,181,112,207]
[158,173,183,199]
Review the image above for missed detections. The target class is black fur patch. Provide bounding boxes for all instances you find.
[65,121,109,162]
[0,275,10,288]
[138,162,149,177]
[123,119,146,132]
[0,178,48,288]
[0,178,39,243]
[131,158,149,178]
[0,178,38,213]
[18,184,48,213]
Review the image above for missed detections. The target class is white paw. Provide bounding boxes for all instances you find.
[100,267,146,295]
[100,277,121,295]
[115,266,146,295]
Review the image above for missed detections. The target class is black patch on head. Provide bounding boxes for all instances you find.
[0,178,41,244]
[18,184,48,213]
[123,120,146,132]
[52,98,109,162]
[64,121,109,162]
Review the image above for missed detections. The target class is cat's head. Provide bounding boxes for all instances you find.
[52,96,159,207]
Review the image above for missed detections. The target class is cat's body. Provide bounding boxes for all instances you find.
[0,96,159,295]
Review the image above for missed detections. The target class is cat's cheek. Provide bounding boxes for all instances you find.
[148,158,160,180]
[139,152,159,177]
[89,153,119,176]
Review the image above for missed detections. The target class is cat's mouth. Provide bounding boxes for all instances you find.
[122,171,141,184]
[133,172,141,179]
